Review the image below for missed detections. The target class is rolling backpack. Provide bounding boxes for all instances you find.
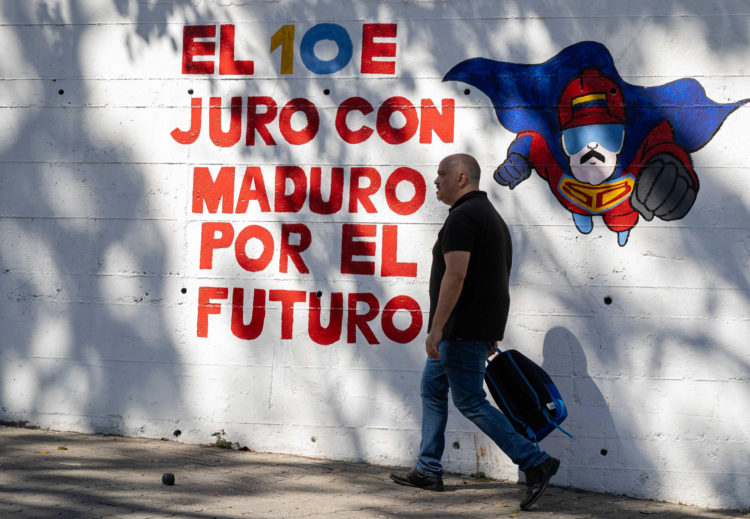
[484,348,573,445]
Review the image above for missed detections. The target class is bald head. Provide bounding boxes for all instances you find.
[441,153,481,186]
[434,153,481,206]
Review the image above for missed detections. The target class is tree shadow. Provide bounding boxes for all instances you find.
[0,0,748,511]
[0,0,216,437]
[2,427,747,519]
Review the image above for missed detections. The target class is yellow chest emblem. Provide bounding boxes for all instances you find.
[559,176,634,214]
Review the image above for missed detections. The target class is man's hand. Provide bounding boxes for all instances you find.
[425,328,442,359]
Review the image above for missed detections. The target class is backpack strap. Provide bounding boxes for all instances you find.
[542,408,575,438]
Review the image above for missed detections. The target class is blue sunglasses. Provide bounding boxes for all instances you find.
[562,124,625,155]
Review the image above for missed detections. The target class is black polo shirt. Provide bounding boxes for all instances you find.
[428,190,512,341]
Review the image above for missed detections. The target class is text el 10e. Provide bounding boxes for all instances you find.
[182,23,397,76]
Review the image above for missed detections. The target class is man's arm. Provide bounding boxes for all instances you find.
[425,250,470,359]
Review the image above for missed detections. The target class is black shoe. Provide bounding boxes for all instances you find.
[520,457,560,511]
[390,468,444,492]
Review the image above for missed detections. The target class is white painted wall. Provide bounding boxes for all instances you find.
[1,0,749,510]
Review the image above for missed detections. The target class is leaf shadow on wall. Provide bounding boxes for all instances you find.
[0,1,219,438]
[0,1,748,510]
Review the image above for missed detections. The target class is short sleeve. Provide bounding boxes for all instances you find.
[441,209,478,253]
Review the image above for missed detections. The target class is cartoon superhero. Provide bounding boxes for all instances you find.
[443,41,747,246]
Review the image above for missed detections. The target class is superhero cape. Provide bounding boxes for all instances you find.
[443,41,748,178]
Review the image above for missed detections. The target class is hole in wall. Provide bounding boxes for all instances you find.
[464,88,470,95]
[600,448,608,456]
[452,441,460,449]
[604,296,613,305]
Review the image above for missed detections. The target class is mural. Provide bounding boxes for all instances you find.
[174,23,455,343]
[444,41,748,246]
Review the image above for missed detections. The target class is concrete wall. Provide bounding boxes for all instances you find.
[1,0,748,510]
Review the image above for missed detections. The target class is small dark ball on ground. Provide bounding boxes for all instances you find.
[162,473,175,485]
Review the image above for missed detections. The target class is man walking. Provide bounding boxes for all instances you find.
[390,153,559,511]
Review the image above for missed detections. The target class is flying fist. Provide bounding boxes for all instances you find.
[493,153,532,189]
[632,153,697,221]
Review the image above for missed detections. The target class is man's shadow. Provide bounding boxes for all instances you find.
[539,326,634,494]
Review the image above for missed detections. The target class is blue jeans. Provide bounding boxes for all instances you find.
[416,339,548,477]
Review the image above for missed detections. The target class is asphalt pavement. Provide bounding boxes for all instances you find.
[0,425,747,518]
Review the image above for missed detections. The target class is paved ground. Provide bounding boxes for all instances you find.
[0,426,747,518]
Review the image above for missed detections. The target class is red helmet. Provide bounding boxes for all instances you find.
[558,69,625,130]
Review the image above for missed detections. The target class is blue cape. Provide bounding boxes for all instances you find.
[443,41,747,176]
